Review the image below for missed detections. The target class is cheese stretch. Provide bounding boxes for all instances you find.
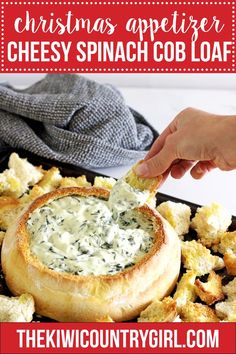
[27,180,154,276]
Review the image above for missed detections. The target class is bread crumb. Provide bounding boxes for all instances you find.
[195,271,224,305]
[157,201,191,237]
[224,252,236,276]
[0,168,22,198]
[0,294,35,322]
[94,176,116,190]
[180,301,219,322]
[38,167,62,193]
[191,202,232,247]
[222,278,236,301]
[0,231,5,246]
[9,153,43,187]
[173,270,197,310]
[138,297,177,322]
[60,175,91,188]
[181,240,224,275]
[124,160,162,203]
[0,196,21,230]
[215,231,236,254]
[0,153,43,198]
[215,300,236,322]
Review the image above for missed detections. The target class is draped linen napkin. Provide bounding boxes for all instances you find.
[0,74,156,168]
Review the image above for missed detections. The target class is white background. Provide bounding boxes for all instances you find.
[0,73,235,214]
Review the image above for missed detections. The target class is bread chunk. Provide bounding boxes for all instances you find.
[191,202,232,247]
[20,185,46,206]
[181,240,224,275]
[0,231,5,246]
[157,201,191,237]
[222,278,236,300]
[125,161,162,198]
[0,294,35,322]
[38,167,62,192]
[224,252,236,275]
[212,231,236,275]
[0,169,23,198]
[60,175,91,188]
[138,297,177,322]
[0,196,21,230]
[215,231,236,254]
[0,153,43,198]
[9,153,43,187]
[180,301,219,322]
[173,270,197,310]
[195,271,224,305]
[94,176,116,190]
[215,300,236,321]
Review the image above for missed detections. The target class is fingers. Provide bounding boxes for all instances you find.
[170,160,195,179]
[136,140,176,178]
[145,123,176,161]
[190,161,216,179]
[158,168,172,187]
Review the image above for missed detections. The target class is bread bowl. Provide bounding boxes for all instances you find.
[1,186,181,322]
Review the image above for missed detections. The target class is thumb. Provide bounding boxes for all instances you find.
[136,143,176,178]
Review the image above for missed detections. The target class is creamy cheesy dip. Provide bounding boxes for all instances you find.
[109,178,149,219]
[27,195,154,276]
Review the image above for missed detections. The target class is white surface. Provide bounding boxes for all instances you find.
[1,73,236,89]
[0,74,235,214]
[93,87,236,215]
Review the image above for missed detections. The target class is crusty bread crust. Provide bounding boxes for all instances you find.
[1,187,181,322]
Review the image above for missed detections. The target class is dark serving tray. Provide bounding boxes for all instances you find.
[0,148,235,226]
[0,149,235,322]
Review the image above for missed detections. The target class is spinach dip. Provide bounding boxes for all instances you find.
[27,193,154,276]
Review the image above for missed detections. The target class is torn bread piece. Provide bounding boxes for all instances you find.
[213,231,236,275]
[195,271,224,305]
[109,161,162,217]
[0,196,21,230]
[0,186,47,231]
[0,153,43,198]
[0,169,23,198]
[180,301,220,322]
[0,231,5,246]
[96,315,114,322]
[38,167,62,193]
[0,294,35,322]
[93,176,116,190]
[9,153,43,188]
[224,252,236,276]
[181,240,224,275]
[214,231,236,254]
[191,202,232,247]
[173,270,197,310]
[60,175,91,188]
[20,185,46,206]
[222,278,236,301]
[215,300,236,322]
[125,160,162,198]
[138,297,177,322]
[157,201,191,238]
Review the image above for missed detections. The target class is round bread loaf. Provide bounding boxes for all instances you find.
[1,187,181,322]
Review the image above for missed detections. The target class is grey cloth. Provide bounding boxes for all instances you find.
[0,74,155,168]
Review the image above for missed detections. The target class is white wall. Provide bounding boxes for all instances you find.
[0,73,236,89]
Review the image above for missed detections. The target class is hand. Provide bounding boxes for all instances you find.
[136,107,236,179]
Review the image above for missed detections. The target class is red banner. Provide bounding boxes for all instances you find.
[0,322,236,354]
[0,1,235,73]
